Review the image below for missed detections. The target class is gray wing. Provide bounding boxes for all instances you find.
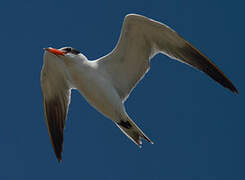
[41,52,71,162]
[98,14,238,101]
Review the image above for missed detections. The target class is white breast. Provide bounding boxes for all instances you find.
[68,60,125,122]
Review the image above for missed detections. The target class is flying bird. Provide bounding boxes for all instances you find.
[41,14,238,162]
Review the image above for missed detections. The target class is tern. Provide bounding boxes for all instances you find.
[41,14,238,162]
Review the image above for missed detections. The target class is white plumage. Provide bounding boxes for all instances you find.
[41,14,237,162]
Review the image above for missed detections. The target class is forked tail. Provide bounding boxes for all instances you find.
[115,116,153,147]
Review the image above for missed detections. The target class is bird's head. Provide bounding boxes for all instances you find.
[44,47,87,63]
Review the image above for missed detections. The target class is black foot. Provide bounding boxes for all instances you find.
[117,120,132,129]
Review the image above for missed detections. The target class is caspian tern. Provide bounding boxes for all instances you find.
[41,14,238,162]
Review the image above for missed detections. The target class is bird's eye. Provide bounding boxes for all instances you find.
[61,47,80,55]
[65,47,72,52]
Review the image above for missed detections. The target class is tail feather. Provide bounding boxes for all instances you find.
[116,116,153,147]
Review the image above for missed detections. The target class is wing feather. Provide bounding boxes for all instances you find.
[98,14,237,101]
[41,52,71,162]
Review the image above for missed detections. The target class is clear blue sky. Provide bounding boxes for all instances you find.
[0,0,244,179]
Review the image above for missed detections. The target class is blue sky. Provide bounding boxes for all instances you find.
[0,0,244,179]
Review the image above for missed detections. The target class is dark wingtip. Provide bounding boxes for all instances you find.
[224,80,238,95]
[222,78,239,95]
[57,157,62,164]
[44,98,66,164]
[55,149,63,163]
[49,129,64,163]
[232,87,239,95]
[181,42,239,96]
[53,143,63,163]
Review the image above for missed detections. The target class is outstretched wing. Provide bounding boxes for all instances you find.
[41,51,71,162]
[98,14,238,101]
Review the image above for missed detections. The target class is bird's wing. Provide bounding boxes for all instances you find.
[98,14,237,101]
[41,52,71,162]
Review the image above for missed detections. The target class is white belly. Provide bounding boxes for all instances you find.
[69,64,125,122]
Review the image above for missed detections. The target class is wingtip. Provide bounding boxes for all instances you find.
[52,144,63,164]
[233,90,239,95]
[57,156,62,164]
[228,84,239,95]
[232,87,239,95]
[54,149,63,164]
